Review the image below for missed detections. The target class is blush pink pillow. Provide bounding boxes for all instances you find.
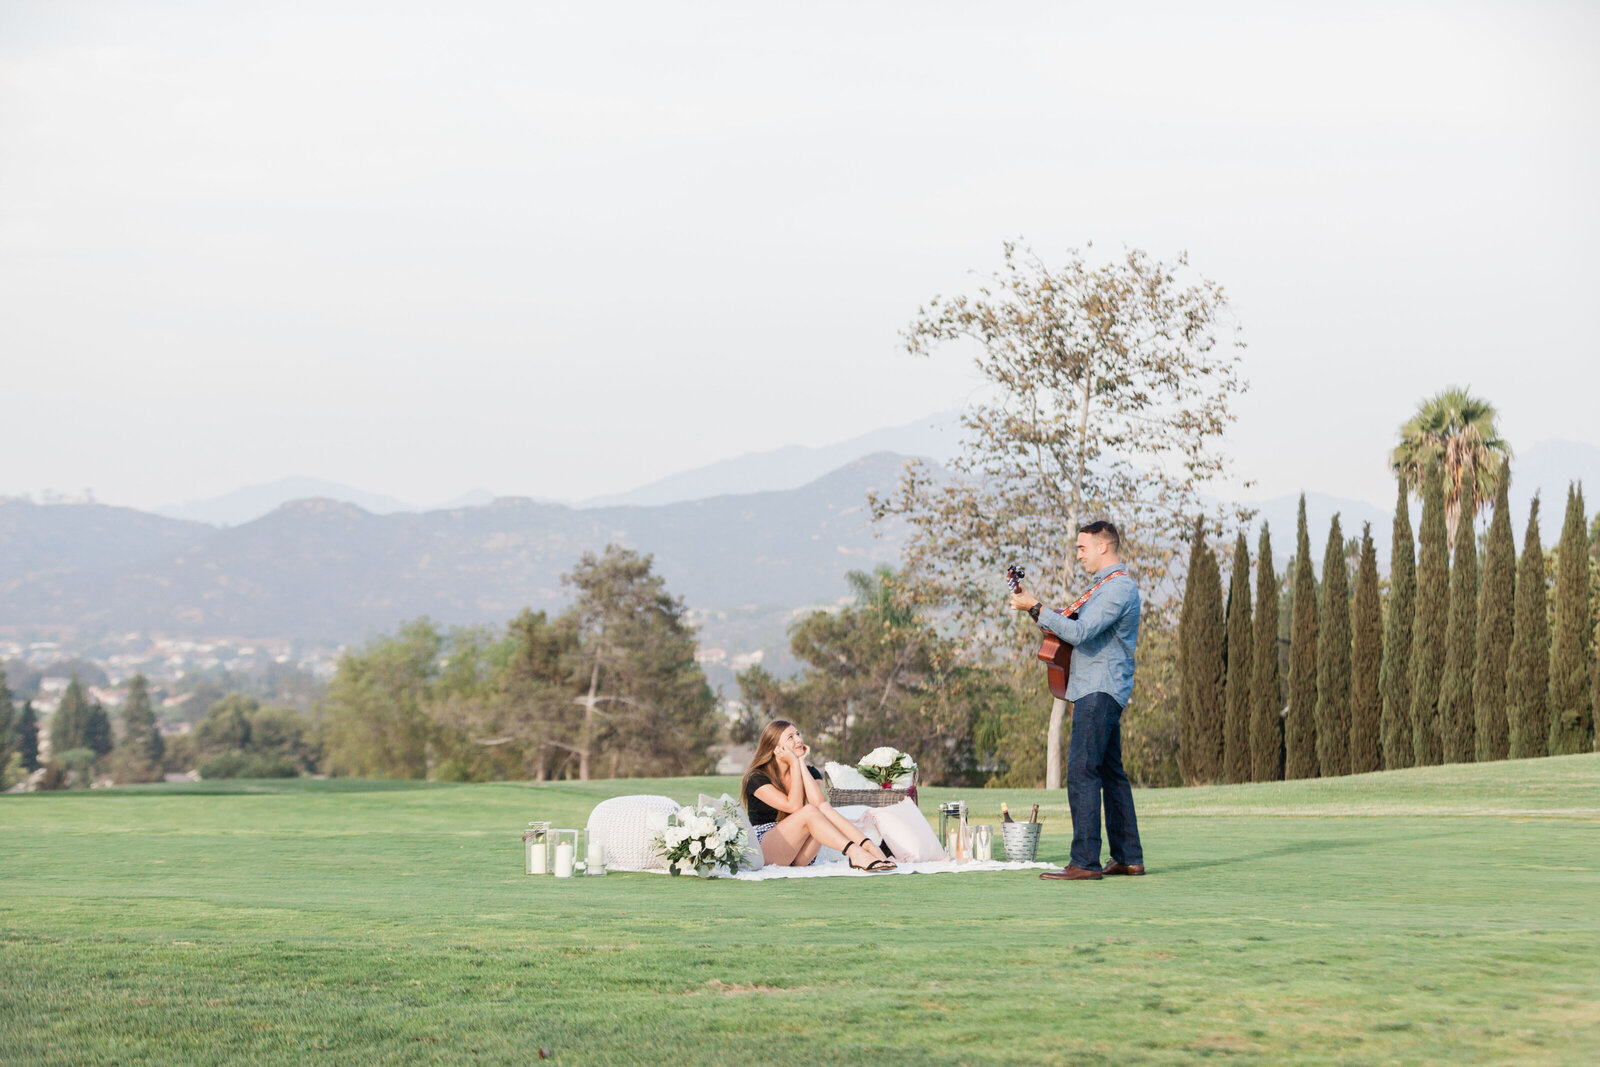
[866,799,947,862]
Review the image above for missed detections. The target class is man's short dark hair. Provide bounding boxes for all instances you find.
[1078,520,1120,552]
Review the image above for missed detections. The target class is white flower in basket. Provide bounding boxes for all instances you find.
[857,747,917,788]
[654,800,751,877]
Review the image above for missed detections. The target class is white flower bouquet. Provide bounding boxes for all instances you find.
[857,746,917,788]
[654,801,751,877]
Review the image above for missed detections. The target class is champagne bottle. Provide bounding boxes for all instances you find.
[1028,804,1040,824]
[1001,802,1016,824]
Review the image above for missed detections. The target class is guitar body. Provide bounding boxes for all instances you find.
[1037,614,1075,700]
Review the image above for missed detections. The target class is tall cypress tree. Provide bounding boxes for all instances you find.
[1223,532,1254,783]
[1286,495,1320,779]
[1250,523,1283,782]
[1474,473,1515,762]
[1380,477,1415,769]
[1350,524,1383,774]
[1410,461,1448,766]
[1186,543,1227,784]
[0,666,14,779]
[1549,483,1594,754]
[1440,491,1479,763]
[117,674,165,781]
[50,676,92,755]
[1507,498,1550,758]
[1315,514,1352,777]
[18,702,40,771]
[1177,518,1207,784]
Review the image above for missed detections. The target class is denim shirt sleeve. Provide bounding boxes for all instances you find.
[1036,579,1133,645]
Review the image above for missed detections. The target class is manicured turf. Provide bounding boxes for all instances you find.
[3,757,1598,1065]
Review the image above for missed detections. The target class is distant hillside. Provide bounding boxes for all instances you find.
[0,453,921,644]
[157,476,420,526]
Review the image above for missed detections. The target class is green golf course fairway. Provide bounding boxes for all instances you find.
[3,756,1598,1065]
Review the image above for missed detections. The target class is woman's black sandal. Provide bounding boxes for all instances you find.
[844,840,896,872]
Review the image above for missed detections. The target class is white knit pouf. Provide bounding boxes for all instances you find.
[586,795,682,872]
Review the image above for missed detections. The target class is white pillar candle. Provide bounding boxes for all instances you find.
[554,841,575,878]
[527,841,547,875]
[586,836,604,870]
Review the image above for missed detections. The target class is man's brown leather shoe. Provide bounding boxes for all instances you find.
[1102,861,1145,876]
[1039,865,1103,880]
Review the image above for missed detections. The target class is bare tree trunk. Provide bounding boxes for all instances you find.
[1047,371,1094,789]
[579,643,602,781]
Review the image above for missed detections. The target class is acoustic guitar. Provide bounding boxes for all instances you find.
[1006,564,1073,700]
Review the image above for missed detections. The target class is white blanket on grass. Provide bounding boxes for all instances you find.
[732,858,1056,880]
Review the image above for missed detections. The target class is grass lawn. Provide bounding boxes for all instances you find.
[3,756,1598,1065]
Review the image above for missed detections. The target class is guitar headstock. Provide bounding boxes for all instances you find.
[1005,564,1025,594]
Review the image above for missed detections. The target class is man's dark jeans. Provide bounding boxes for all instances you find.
[1066,691,1143,871]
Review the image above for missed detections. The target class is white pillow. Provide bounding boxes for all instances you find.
[824,761,878,790]
[698,792,763,871]
[865,799,947,862]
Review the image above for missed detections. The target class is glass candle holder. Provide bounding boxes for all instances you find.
[550,828,582,878]
[584,830,606,876]
[523,822,553,875]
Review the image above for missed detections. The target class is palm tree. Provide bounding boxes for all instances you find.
[1391,387,1511,551]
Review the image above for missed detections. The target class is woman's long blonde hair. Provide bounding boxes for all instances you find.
[742,719,796,820]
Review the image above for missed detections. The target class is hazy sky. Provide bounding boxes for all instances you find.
[3,1,1596,511]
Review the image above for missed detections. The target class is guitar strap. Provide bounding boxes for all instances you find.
[1058,569,1128,621]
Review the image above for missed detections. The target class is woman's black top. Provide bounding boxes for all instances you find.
[744,765,823,825]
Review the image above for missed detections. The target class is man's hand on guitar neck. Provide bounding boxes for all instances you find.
[1008,589,1043,618]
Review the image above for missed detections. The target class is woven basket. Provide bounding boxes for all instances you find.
[826,773,915,809]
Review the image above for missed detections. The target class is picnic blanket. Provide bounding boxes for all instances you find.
[732,858,1056,880]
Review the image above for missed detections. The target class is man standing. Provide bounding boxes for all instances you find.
[1009,521,1145,881]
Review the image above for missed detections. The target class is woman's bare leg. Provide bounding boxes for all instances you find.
[759,805,861,867]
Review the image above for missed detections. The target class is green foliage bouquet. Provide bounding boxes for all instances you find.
[856,746,916,788]
[654,802,751,877]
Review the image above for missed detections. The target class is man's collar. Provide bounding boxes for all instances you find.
[1091,562,1123,581]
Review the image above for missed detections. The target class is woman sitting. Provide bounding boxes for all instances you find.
[742,719,895,871]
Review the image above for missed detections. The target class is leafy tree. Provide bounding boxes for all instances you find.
[49,676,93,756]
[1548,484,1593,754]
[1286,496,1320,779]
[1440,496,1479,763]
[196,694,256,756]
[17,701,40,771]
[1350,524,1383,774]
[1411,460,1449,766]
[875,242,1248,788]
[1178,523,1225,785]
[1473,474,1515,762]
[1391,387,1511,552]
[112,674,165,783]
[566,546,719,779]
[321,619,441,778]
[1507,498,1551,758]
[1380,478,1416,769]
[1250,524,1283,782]
[1315,514,1352,777]
[743,566,990,785]
[1223,531,1253,784]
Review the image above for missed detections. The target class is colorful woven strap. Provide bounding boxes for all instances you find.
[1064,570,1127,616]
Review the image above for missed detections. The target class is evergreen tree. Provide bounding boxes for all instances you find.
[1380,477,1416,769]
[1507,497,1550,758]
[1349,524,1383,774]
[50,676,92,755]
[1440,491,1479,763]
[1223,531,1253,784]
[1473,472,1515,762]
[1181,531,1226,784]
[18,702,40,771]
[1250,523,1284,782]
[114,674,165,783]
[1286,495,1320,779]
[83,702,113,758]
[0,666,14,779]
[1177,518,1208,784]
[1315,514,1352,777]
[1410,460,1448,766]
[1549,484,1594,754]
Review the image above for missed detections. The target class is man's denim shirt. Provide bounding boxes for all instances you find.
[1035,564,1141,707]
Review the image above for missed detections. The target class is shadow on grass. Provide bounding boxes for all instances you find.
[1155,828,1467,874]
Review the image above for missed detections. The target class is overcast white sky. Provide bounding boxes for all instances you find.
[3,1,1596,511]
